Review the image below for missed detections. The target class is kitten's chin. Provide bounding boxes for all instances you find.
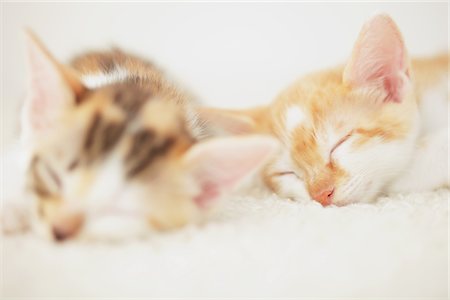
[80,215,151,242]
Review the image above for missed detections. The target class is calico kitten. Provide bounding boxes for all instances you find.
[2,32,277,240]
[206,14,448,206]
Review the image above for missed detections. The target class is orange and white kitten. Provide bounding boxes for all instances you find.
[1,32,277,241]
[267,14,448,206]
[208,14,448,206]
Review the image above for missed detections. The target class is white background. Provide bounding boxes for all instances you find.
[1,2,448,148]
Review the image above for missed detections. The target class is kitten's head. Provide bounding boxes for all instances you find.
[266,14,420,206]
[22,32,277,241]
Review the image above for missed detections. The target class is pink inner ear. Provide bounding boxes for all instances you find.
[28,57,64,130]
[343,14,410,103]
[184,136,278,209]
[24,32,76,137]
[382,74,403,103]
[193,182,220,209]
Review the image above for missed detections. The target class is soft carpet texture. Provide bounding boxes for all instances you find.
[1,145,448,298]
[2,192,448,298]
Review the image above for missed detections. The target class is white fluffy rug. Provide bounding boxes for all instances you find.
[1,145,448,298]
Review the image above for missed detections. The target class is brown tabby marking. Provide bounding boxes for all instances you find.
[111,83,152,118]
[126,130,175,177]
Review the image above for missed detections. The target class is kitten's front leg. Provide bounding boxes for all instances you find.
[388,128,449,193]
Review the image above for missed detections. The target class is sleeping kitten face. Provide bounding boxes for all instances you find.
[22,32,277,240]
[265,15,420,206]
[27,86,198,239]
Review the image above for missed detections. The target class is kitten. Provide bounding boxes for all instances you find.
[205,14,448,206]
[1,31,277,241]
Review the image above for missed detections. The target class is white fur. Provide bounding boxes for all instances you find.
[81,67,129,89]
[418,76,448,135]
[388,128,449,192]
[334,129,418,204]
[389,78,449,192]
[284,106,305,133]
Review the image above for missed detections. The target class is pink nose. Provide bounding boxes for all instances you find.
[51,209,85,241]
[311,187,334,206]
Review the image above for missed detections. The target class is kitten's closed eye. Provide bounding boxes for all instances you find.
[272,171,299,178]
[330,132,353,159]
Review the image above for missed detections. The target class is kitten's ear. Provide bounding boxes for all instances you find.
[183,136,278,208]
[196,106,267,135]
[22,30,86,140]
[343,14,410,103]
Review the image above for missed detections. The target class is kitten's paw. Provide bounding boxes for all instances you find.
[1,202,31,235]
